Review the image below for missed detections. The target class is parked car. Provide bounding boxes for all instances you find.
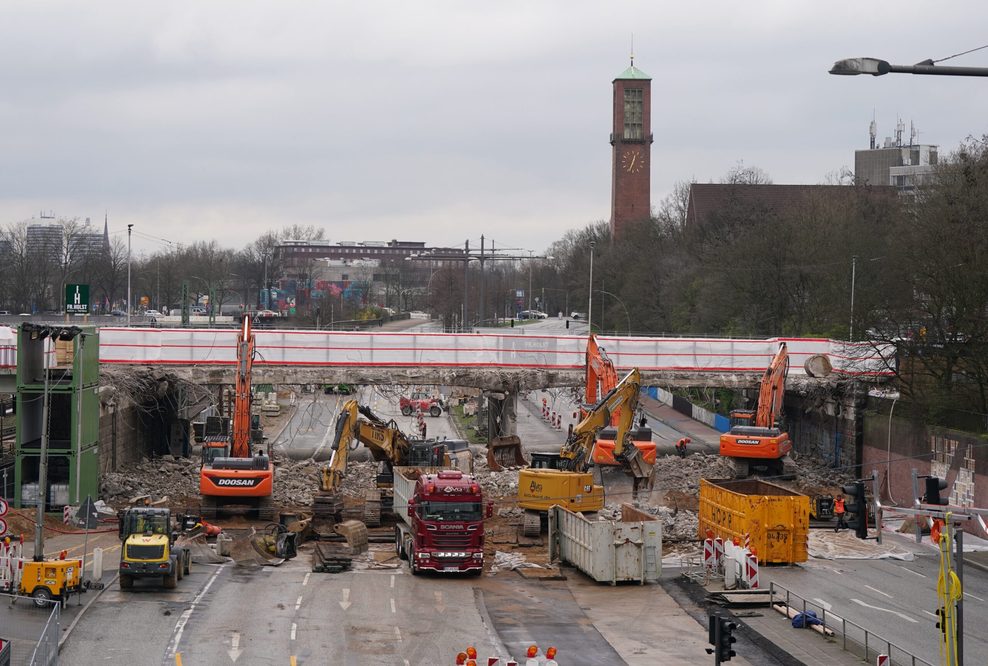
[517,310,548,320]
[0,311,10,316]
[570,312,587,320]
[255,309,279,318]
[110,309,126,317]
[190,306,207,315]
[323,383,354,395]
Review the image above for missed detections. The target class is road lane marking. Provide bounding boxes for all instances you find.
[295,594,303,610]
[390,597,396,613]
[813,597,832,611]
[850,598,918,623]
[965,592,985,602]
[340,588,352,610]
[228,631,243,663]
[394,626,401,641]
[166,563,227,657]
[865,585,893,599]
[302,572,311,586]
[291,623,297,641]
[895,564,926,578]
[922,610,938,618]
[390,574,395,589]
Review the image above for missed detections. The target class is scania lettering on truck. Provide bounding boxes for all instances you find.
[393,466,490,575]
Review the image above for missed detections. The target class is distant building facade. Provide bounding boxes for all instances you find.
[854,119,938,191]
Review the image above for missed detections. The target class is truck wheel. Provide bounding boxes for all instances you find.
[31,587,53,608]
[395,528,405,560]
[429,406,441,417]
[163,566,178,589]
[401,405,412,416]
[119,574,134,590]
[183,552,191,576]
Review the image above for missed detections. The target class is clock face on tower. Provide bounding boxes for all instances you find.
[621,149,645,173]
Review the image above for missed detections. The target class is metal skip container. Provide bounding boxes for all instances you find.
[698,478,809,564]
[548,504,661,584]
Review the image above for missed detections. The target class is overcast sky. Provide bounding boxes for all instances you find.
[2,2,987,256]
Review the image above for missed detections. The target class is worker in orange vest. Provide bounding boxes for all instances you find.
[833,495,847,532]
[675,437,690,458]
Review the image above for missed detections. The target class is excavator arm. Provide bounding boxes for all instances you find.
[560,368,645,474]
[584,334,620,416]
[755,342,789,429]
[230,315,255,458]
[321,400,413,491]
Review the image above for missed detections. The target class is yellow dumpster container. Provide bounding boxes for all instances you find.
[698,478,809,564]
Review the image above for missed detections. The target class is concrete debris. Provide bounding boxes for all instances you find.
[100,457,200,504]
[100,456,380,508]
[649,453,735,495]
[490,550,542,574]
[808,530,914,561]
[600,502,699,542]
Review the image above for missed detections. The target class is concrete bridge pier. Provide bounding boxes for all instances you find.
[484,389,518,439]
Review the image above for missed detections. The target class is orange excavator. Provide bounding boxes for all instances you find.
[719,342,794,477]
[199,315,275,519]
[584,334,656,466]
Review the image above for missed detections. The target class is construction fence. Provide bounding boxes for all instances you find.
[0,593,59,666]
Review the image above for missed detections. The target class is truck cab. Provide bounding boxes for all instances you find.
[394,468,489,575]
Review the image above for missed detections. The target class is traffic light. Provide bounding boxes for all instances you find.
[935,606,947,638]
[718,618,737,662]
[842,482,868,539]
[706,615,737,663]
[924,476,948,505]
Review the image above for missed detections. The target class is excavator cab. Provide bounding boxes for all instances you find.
[201,437,231,466]
[729,410,756,427]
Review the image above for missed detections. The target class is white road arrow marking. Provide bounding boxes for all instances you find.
[228,631,243,662]
[340,588,352,610]
[434,591,445,613]
[850,598,918,623]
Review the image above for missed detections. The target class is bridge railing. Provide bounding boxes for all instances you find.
[91,328,894,377]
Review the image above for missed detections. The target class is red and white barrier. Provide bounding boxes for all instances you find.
[876,655,889,666]
[745,552,759,589]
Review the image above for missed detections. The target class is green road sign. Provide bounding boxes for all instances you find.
[66,283,90,315]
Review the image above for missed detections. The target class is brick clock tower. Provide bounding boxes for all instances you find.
[610,59,652,238]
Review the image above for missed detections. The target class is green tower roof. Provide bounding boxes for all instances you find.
[615,63,650,80]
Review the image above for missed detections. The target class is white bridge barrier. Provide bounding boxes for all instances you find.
[89,329,893,377]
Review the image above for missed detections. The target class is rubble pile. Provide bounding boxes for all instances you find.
[650,453,734,494]
[599,502,700,542]
[100,455,200,504]
[785,456,854,495]
[273,459,321,506]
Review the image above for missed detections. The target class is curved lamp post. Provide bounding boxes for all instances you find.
[596,289,631,336]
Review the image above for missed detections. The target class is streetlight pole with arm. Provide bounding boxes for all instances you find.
[126,224,133,326]
[596,289,631,336]
[587,240,596,331]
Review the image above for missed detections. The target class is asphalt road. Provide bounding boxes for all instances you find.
[762,530,988,665]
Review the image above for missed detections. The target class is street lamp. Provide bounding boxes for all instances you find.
[830,57,988,77]
[587,240,596,330]
[126,224,133,326]
[596,289,631,335]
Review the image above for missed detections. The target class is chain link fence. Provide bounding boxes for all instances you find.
[0,592,59,666]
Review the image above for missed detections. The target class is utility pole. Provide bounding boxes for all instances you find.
[126,224,133,326]
[479,235,486,326]
[34,344,51,561]
[849,255,857,341]
[463,239,469,331]
[588,240,596,331]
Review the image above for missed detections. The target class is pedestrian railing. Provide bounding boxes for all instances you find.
[0,592,59,666]
[769,582,933,666]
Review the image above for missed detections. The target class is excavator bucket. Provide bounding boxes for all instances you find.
[486,435,527,471]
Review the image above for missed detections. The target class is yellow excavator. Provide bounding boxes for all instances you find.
[517,368,651,536]
[319,400,446,524]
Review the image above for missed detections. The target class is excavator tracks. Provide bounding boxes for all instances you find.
[522,510,542,538]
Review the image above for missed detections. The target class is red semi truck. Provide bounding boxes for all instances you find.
[393,466,489,575]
